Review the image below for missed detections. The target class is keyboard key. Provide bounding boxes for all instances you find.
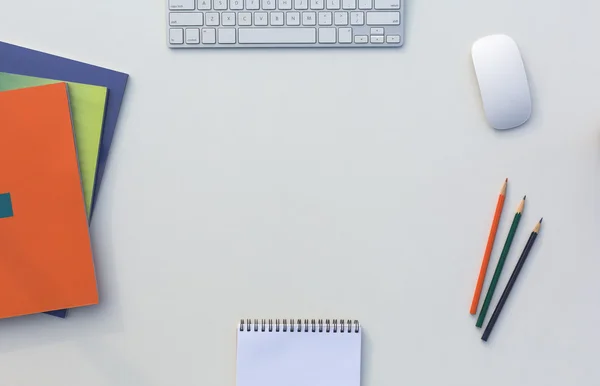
[246,0,259,9]
[263,0,276,9]
[198,0,211,9]
[214,0,227,9]
[370,27,383,34]
[354,35,367,43]
[374,0,399,9]
[370,35,384,43]
[334,11,348,25]
[230,0,244,8]
[170,28,184,44]
[303,12,317,25]
[350,11,363,25]
[318,12,332,25]
[342,0,356,9]
[366,11,400,25]
[170,12,204,26]
[318,27,336,43]
[255,12,268,25]
[326,0,340,9]
[287,12,301,25]
[358,0,371,9]
[201,28,216,43]
[310,0,324,9]
[206,12,220,25]
[238,12,252,25]
[338,27,352,43]
[170,0,195,10]
[224,13,236,25]
[271,12,284,25]
[186,28,201,43]
[279,0,293,9]
[386,34,401,43]
[238,28,316,43]
[295,0,309,9]
[218,28,236,43]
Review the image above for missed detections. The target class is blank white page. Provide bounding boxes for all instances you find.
[236,320,362,386]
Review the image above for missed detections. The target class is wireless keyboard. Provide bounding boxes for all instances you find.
[167,0,404,48]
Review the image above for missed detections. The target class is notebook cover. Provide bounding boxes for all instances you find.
[0,41,128,318]
[0,40,129,217]
[0,83,98,319]
[236,319,362,386]
[0,72,108,218]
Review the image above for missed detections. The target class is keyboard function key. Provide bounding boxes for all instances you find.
[318,12,332,25]
[342,0,356,9]
[170,0,195,10]
[303,11,317,25]
[239,12,252,25]
[366,11,400,25]
[218,28,236,43]
[169,28,184,44]
[358,0,372,9]
[370,27,383,34]
[186,28,200,43]
[206,12,220,25]
[338,27,352,43]
[374,0,399,9]
[271,12,284,25]
[170,12,204,26]
[354,35,367,43]
[318,27,336,43]
[334,11,348,25]
[198,0,211,9]
[350,11,364,25]
[386,34,401,43]
[201,28,216,43]
[370,35,384,43]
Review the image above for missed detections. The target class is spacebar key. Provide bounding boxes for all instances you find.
[239,28,316,44]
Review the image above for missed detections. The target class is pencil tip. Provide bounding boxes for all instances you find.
[523,195,526,200]
[505,178,508,182]
[539,218,543,223]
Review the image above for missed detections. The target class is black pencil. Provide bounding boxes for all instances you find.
[481,218,543,342]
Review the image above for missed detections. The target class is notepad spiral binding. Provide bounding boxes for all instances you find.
[239,319,360,333]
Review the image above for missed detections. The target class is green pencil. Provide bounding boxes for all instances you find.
[476,196,526,328]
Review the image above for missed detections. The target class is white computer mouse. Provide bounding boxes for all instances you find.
[472,34,532,130]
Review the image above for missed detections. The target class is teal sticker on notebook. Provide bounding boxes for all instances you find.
[0,193,14,218]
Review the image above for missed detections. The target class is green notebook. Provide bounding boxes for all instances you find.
[0,72,108,216]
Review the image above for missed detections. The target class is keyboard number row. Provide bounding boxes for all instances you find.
[170,27,401,44]
[171,0,400,10]
[170,11,399,25]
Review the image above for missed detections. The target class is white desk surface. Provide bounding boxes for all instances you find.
[1,1,600,385]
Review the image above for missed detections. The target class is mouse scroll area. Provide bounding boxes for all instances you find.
[472,34,532,130]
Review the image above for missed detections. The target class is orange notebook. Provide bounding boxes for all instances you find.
[0,83,98,319]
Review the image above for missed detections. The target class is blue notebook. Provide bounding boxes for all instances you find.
[0,41,129,318]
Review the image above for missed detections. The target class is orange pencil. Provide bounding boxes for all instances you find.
[470,178,507,315]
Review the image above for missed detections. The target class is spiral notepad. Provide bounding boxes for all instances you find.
[236,319,362,386]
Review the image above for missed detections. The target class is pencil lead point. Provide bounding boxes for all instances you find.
[523,195,526,200]
[539,218,543,223]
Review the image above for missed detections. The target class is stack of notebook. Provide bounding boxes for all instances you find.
[0,41,129,320]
